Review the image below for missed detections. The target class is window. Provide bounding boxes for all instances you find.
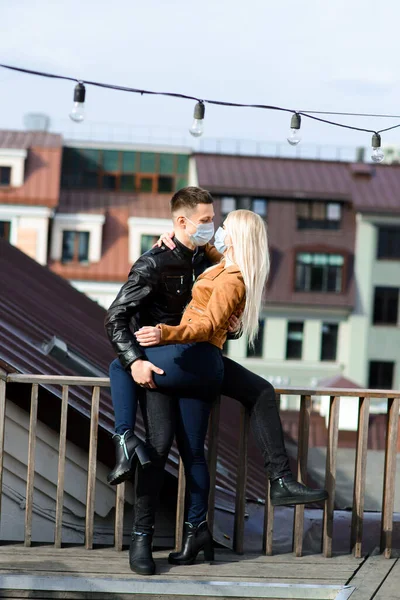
[295,253,344,293]
[140,234,159,254]
[286,322,304,359]
[252,199,268,217]
[61,231,90,264]
[297,201,342,230]
[247,319,265,358]
[221,197,236,216]
[368,361,394,389]
[0,166,11,186]
[0,221,10,241]
[61,148,189,192]
[377,226,400,259]
[321,323,338,361]
[373,287,399,325]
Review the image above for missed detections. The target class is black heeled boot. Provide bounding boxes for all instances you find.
[129,532,156,575]
[107,429,151,485]
[168,521,214,566]
[270,473,328,506]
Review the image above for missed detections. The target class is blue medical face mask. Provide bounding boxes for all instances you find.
[186,217,215,246]
[214,226,229,254]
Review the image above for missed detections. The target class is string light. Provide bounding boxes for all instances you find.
[371,133,385,163]
[1,62,399,162]
[189,102,205,137]
[69,82,86,123]
[287,113,301,146]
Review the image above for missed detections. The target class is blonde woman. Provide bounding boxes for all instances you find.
[133,210,269,566]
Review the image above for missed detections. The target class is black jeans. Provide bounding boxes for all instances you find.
[134,356,290,533]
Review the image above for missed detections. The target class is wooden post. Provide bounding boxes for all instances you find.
[322,396,340,557]
[293,395,311,557]
[350,396,370,558]
[207,397,221,535]
[380,397,400,558]
[114,482,125,551]
[263,479,274,556]
[85,386,100,550]
[233,406,250,554]
[0,373,6,532]
[25,384,39,547]
[175,458,186,552]
[54,385,69,548]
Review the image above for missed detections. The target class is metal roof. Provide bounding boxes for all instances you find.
[0,130,62,149]
[195,153,400,214]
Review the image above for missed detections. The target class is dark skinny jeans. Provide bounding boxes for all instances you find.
[109,342,223,530]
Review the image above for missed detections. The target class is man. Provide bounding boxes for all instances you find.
[105,187,327,574]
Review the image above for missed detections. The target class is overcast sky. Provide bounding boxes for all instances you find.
[1,0,399,155]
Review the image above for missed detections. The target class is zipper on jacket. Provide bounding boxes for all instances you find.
[190,305,204,314]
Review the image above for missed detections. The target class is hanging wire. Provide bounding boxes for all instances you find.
[1,62,399,136]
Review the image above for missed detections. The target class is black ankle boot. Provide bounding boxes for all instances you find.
[107,430,151,486]
[129,532,156,575]
[168,521,214,566]
[270,474,328,506]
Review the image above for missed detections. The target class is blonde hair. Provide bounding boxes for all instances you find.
[224,210,269,347]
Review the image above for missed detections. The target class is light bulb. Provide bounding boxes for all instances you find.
[69,82,86,123]
[371,133,384,163]
[287,113,301,146]
[189,102,205,137]
[287,128,301,146]
[371,147,384,163]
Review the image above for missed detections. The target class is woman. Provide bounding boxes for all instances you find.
[130,210,269,565]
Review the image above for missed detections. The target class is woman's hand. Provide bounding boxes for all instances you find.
[135,326,162,347]
[152,231,176,250]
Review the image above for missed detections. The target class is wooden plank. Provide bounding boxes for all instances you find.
[380,397,400,558]
[85,386,100,550]
[206,396,220,536]
[24,384,39,547]
[374,558,400,600]
[7,375,110,387]
[262,479,274,556]
[0,374,6,529]
[233,406,250,554]
[293,395,311,557]
[350,396,370,558]
[54,386,68,548]
[114,482,125,552]
[346,555,397,600]
[274,386,400,398]
[174,457,186,552]
[322,396,340,557]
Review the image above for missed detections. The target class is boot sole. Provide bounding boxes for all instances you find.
[271,493,328,507]
[129,564,156,575]
[108,455,151,486]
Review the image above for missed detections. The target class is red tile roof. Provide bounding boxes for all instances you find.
[0,130,62,207]
[195,153,400,214]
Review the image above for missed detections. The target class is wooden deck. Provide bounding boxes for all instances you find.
[0,546,398,599]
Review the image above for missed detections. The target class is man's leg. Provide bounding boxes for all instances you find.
[130,389,177,575]
[221,356,328,505]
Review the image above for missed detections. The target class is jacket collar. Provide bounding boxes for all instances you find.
[200,261,242,280]
[172,237,207,261]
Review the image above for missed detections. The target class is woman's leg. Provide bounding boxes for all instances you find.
[108,359,150,485]
[109,358,138,434]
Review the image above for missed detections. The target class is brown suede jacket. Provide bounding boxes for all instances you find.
[156,260,246,349]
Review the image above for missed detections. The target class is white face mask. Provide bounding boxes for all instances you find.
[185,217,215,247]
[214,226,229,254]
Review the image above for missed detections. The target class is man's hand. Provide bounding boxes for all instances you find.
[130,359,164,389]
[152,231,176,250]
[228,313,241,334]
[135,326,162,347]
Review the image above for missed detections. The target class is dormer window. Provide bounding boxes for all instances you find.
[0,166,11,186]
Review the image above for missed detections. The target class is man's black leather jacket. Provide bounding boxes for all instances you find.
[105,238,214,369]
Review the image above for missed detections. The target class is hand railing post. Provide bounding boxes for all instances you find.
[293,394,311,557]
[322,396,340,557]
[350,397,370,558]
[380,396,400,558]
[233,406,250,554]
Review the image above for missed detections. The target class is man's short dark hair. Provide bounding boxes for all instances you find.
[170,186,214,214]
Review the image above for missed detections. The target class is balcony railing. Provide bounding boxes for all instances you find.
[0,372,399,559]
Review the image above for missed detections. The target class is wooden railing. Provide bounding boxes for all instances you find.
[0,372,399,559]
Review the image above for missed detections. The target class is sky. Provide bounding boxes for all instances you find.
[1,0,400,156]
